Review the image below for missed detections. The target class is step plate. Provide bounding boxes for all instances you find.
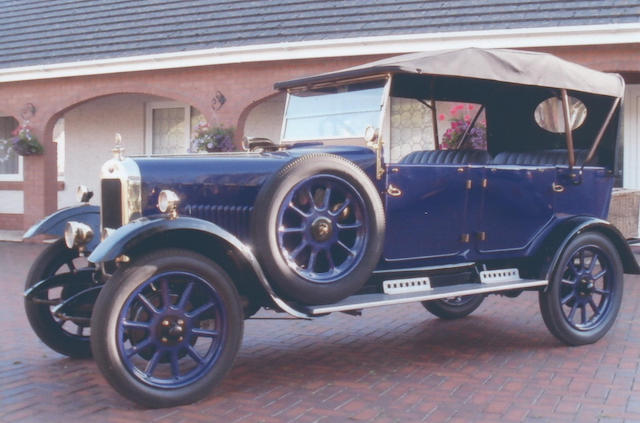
[304,279,548,315]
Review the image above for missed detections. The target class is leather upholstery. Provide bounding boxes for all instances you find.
[400,149,492,165]
[490,149,590,166]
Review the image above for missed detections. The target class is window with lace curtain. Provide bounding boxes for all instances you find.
[0,116,21,180]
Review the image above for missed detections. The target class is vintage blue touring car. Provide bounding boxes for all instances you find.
[23,48,638,407]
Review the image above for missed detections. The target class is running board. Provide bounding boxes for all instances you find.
[304,279,548,316]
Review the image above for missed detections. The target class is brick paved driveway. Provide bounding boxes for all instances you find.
[1,241,640,423]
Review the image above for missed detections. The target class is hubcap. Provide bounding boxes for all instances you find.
[311,217,333,242]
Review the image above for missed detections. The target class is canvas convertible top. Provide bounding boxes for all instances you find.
[275,48,624,98]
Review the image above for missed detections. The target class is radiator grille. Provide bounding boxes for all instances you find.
[101,179,122,229]
[185,204,253,240]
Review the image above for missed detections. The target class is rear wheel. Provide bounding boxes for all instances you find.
[91,249,244,408]
[24,240,94,358]
[422,295,484,319]
[539,232,623,346]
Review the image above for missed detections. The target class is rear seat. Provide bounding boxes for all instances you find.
[490,149,591,166]
[400,149,492,165]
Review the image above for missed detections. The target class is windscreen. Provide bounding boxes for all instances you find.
[281,79,386,141]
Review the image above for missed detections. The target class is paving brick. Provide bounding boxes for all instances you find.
[4,241,640,422]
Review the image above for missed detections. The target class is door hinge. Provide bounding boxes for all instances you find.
[482,178,488,188]
[466,180,472,190]
[461,233,470,243]
[477,231,487,241]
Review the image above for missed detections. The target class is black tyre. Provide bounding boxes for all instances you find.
[252,154,385,305]
[422,295,484,319]
[91,249,244,408]
[539,232,623,346]
[24,240,93,358]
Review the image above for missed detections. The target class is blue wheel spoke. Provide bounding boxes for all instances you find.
[561,293,574,305]
[160,279,171,310]
[289,203,310,218]
[588,298,600,315]
[580,304,587,324]
[176,282,194,311]
[144,350,162,377]
[279,226,304,234]
[568,302,578,322]
[289,241,308,260]
[588,254,599,273]
[337,241,356,256]
[186,345,204,364]
[561,278,575,286]
[192,328,219,338]
[337,221,362,230]
[325,249,336,270]
[122,320,150,330]
[186,301,215,318]
[329,198,351,217]
[136,293,159,315]
[322,187,332,210]
[593,287,610,296]
[170,351,180,379]
[307,188,316,209]
[307,249,319,271]
[593,269,607,280]
[579,250,586,269]
[125,337,152,358]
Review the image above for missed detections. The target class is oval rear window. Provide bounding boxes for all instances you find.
[534,96,587,133]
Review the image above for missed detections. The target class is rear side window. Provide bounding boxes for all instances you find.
[389,99,487,163]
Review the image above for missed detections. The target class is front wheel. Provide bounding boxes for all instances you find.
[422,295,484,319]
[539,232,623,346]
[91,249,244,408]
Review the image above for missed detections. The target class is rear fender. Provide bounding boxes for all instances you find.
[23,205,100,251]
[88,216,310,319]
[537,216,639,282]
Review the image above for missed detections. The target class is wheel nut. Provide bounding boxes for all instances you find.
[161,337,168,343]
[162,320,170,327]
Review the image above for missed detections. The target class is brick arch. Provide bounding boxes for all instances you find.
[236,91,287,143]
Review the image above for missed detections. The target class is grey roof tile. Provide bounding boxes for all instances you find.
[0,0,637,69]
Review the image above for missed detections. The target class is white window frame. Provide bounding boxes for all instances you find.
[0,115,23,181]
[144,101,191,155]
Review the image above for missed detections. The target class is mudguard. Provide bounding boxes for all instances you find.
[23,204,100,251]
[536,216,640,280]
[88,216,310,319]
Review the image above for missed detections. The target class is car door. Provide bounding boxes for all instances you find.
[384,163,470,261]
[477,165,556,253]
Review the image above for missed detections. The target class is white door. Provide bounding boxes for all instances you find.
[623,85,640,188]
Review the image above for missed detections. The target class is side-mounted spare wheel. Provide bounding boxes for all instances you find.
[252,154,385,305]
[539,232,623,346]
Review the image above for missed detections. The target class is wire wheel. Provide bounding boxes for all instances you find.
[276,174,369,283]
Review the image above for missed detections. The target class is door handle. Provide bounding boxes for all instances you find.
[387,184,402,197]
[552,182,565,193]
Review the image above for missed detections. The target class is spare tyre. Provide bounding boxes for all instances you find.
[251,154,385,305]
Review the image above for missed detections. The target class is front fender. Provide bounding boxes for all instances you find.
[23,204,100,251]
[88,216,310,319]
[539,216,640,280]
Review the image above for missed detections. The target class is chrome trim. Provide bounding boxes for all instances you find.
[100,157,142,229]
[305,279,548,315]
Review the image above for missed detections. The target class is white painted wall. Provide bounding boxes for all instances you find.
[243,93,286,143]
[624,85,640,189]
[58,94,168,208]
[0,190,23,213]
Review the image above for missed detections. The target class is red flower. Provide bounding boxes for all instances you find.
[438,113,446,121]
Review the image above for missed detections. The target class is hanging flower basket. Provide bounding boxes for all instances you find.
[10,124,43,156]
[188,122,234,153]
